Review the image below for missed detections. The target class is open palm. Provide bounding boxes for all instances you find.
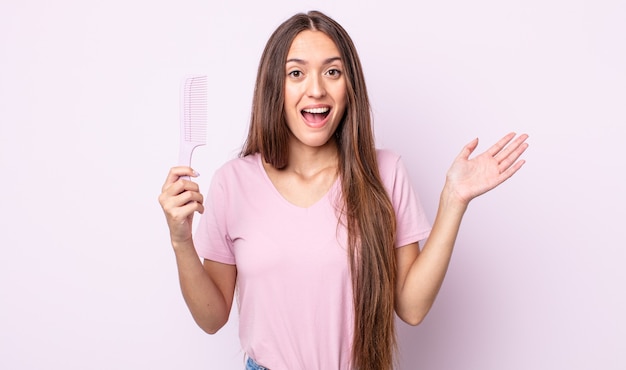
[446,133,529,205]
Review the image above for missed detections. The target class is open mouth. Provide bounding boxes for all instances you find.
[301,107,330,125]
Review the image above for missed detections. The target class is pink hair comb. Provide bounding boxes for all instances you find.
[178,75,207,178]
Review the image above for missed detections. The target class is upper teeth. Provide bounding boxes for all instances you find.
[303,107,329,114]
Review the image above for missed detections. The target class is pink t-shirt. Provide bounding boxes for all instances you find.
[194,149,431,369]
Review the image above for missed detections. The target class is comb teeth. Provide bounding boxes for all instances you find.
[182,75,207,144]
[178,75,208,169]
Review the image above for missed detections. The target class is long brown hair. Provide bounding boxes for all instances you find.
[241,11,398,370]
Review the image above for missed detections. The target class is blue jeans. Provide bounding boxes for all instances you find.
[246,356,269,370]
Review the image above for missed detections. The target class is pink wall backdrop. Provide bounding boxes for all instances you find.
[1,0,624,369]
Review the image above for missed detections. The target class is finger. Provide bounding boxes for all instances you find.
[166,200,205,227]
[486,132,517,157]
[499,158,526,182]
[175,198,205,217]
[495,134,529,167]
[161,177,186,199]
[160,191,205,222]
[161,174,201,199]
[162,187,204,211]
[498,141,529,171]
[161,166,199,192]
[173,188,204,208]
[178,177,201,193]
[159,180,204,212]
[456,138,479,161]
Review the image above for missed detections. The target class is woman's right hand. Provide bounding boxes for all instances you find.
[158,166,204,248]
[159,168,236,334]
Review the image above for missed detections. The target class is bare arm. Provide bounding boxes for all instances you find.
[395,133,529,325]
[159,167,236,334]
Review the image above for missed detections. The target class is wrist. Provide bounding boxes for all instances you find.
[171,237,195,253]
[440,182,470,213]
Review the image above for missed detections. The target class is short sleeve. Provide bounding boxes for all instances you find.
[193,168,236,264]
[378,150,432,247]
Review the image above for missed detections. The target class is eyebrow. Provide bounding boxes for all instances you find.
[285,56,342,65]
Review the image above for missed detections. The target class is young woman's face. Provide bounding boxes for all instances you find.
[283,30,347,150]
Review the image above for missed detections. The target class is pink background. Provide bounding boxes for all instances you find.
[1,0,624,369]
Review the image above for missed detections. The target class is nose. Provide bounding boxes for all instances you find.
[306,74,326,98]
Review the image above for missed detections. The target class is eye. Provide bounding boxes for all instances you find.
[326,68,342,78]
[288,70,303,78]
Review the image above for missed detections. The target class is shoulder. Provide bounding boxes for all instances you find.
[211,153,262,188]
[376,148,401,163]
[215,153,260,176]
[376,148,402,176]
[375,148,415,193]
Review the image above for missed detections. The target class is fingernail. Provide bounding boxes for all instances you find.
[192,170,200,177]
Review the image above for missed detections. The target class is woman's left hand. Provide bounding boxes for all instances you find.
[444,132,529,205]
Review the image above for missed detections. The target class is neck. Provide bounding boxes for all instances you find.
[285,137,339,177]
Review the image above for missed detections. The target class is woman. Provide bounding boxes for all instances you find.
[159,10,528,370]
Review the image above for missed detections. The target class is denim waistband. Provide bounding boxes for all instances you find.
[246,356,269,370]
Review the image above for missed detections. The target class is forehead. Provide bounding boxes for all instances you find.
[287,30,341,59]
